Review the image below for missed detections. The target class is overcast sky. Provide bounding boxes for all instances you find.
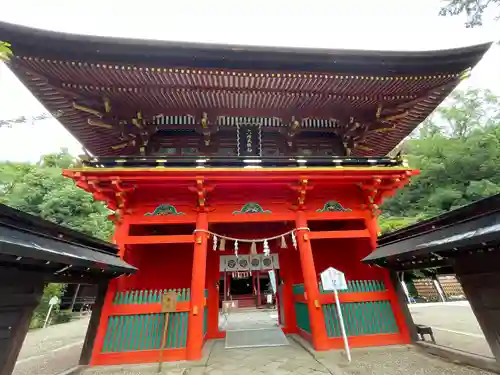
[0,0,499,162]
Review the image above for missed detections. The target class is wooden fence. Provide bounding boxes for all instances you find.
[292,279,405,348]
[93,287,207,365]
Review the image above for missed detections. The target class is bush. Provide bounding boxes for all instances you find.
[30,283,67,329]
[53,310,73,324]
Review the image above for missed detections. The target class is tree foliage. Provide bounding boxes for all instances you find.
[1,149,114,328]
[0,149,113,240]
[0,41,13,61]
[379,87,500,232]
[439,0,499,27]
[30,283,67,329]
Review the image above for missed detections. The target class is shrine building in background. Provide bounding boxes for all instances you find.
[0,20,490,365]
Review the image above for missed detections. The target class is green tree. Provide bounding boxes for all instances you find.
[439,0,499,27]
[1,149,113,240]
[381,88,500,230]
[30,283,67,329]
[0,41,13,61]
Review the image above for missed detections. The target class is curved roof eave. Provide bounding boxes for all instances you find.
[0,21,493,75]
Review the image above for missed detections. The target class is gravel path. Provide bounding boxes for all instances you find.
[323,345,495,375]
[13,317,90,375]
[409,302,493,358]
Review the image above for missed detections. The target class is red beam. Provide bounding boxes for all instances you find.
[91,348,187,366]
[128,216,197,225]
[326,333,408,349]
[306,211,369,221]
[108,301,190,315]
[309,229,371,240]
[123,234,194,245]
[293,291,390,304]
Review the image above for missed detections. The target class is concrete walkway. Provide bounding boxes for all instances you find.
[219,308,279,331]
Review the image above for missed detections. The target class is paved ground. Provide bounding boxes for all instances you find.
[409,301,493,358]
[13,317,89,375]
[12,303,495,374]
[317,345,495,375]
[82,339,495,375]
[219,308,279,330]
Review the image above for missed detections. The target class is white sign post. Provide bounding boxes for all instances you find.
[268,270,277,294]
[43,296,60,328]
[320,267,351,362]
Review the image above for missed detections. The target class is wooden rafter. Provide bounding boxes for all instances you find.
[57,81,418,104]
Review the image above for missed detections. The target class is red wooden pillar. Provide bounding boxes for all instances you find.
[295,211,329,351]
[206,251,220,338]
[90,278,118,365]
[364,214,379,251]
[114,218,130,291]
[187,212,209,360]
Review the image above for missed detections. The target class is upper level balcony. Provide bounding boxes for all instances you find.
[79,154,407,170]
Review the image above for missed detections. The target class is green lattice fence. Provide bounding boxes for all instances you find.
[323,300,398,337]
[102,311,189,352]
[292,284,305,295]
[294,302,311,333]
[319,280,386,293]
[102,288,208,353]
[113,288,191,304]
[293,284,310,332]
[293,281,398,338]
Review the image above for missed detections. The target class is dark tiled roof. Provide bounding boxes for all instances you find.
[0,21,491,157]
[0,204,136,275]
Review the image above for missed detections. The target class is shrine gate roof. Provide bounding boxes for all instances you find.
[1,21,491,157]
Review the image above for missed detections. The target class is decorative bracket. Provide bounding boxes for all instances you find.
[357,178,383,216]
[197,112,218,147]
[289,179,313,210]
[86,179,117,211]
[188,179,214,212]
[111,179,135,210]
[233,203,271,214]
[144,204,185,216]
[316,201,352,213]
[282,116,301,148]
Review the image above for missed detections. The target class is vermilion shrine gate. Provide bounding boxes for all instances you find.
[1,20,490,366]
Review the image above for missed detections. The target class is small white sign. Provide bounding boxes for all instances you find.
[320,267,347,291]
[49,296,60,306]
[320,267,351,362]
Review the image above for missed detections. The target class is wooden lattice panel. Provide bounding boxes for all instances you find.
[438,275,465,299]
[413,278,439,302]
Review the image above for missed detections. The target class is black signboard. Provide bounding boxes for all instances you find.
[237,124,261,157]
